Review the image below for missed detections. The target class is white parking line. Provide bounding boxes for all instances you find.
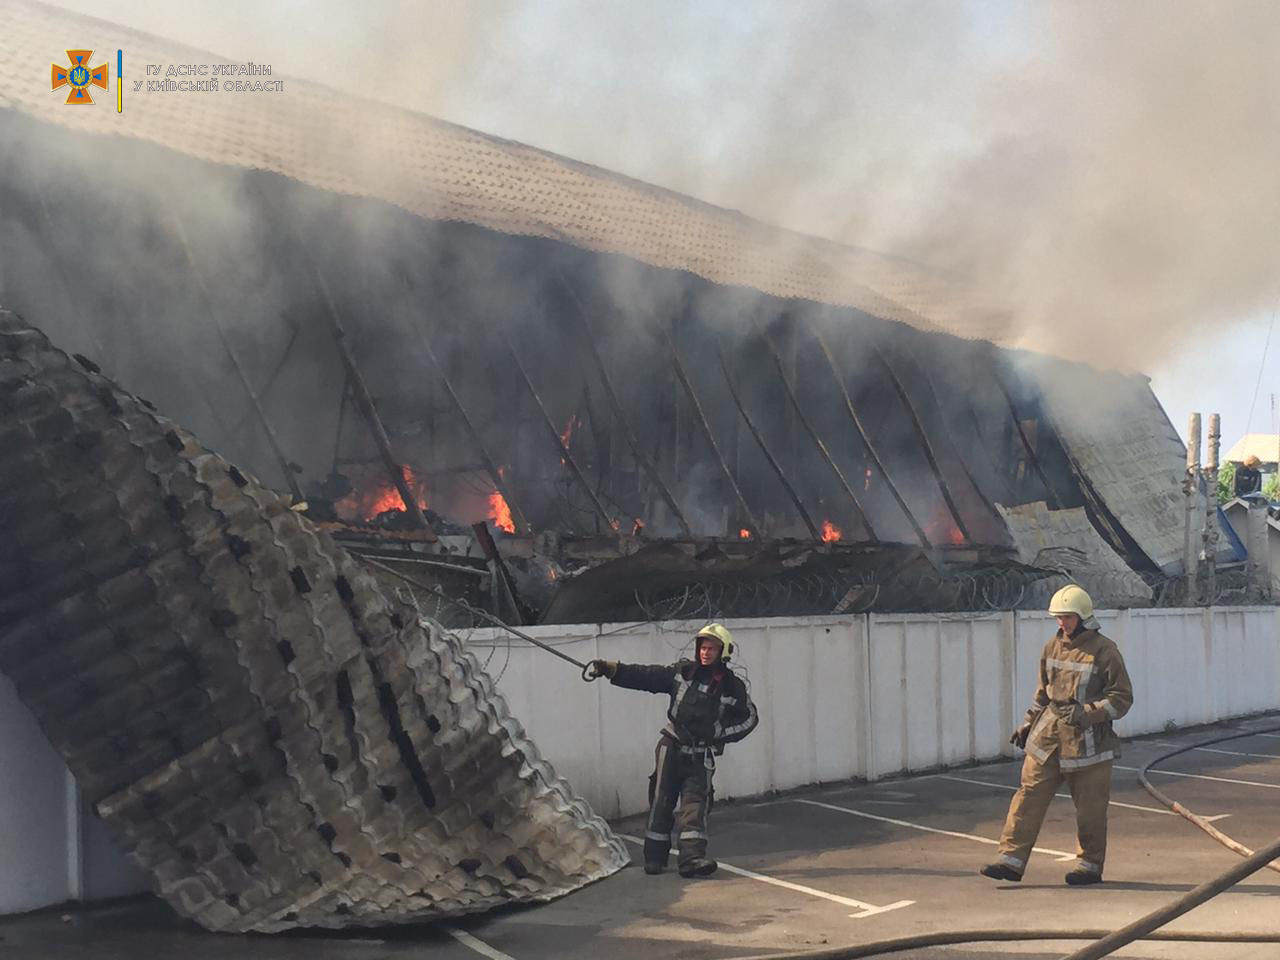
[617,833,914,919]
[793,798,1077,861]
[1116,765,1280,790]
[1151,740,1280,761]
[445,926,517,960]
[935,773,1231,821]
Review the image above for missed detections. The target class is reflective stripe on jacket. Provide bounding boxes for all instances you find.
[610,659,758,749]
[1023,628,1133,770]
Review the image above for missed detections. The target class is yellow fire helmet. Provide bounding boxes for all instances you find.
[1047,584,1094,621]
[695,622,735,662]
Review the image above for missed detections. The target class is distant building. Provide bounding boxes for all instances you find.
[1223,434,1280,471]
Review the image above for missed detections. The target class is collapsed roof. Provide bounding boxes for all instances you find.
[0,310,627,931]
[0,0,1199,620]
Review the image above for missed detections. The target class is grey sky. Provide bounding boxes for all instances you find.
[46,0,1280,448]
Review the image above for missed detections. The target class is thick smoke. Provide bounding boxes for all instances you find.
[45,0,1280,370]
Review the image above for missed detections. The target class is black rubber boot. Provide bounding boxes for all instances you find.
[979,863,1023,882]
[643,860,665,875]
[1065,868,1103,886]
[677,857,718,878]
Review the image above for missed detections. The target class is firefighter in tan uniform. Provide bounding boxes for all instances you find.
[981,585,1133,885]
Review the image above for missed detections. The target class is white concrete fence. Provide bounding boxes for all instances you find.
[2,606,1277,915]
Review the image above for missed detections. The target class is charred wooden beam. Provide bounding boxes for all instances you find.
[312,266,434,534]
[330,373,349,477]
[895,340,1008,529]
[557,279,694,538]
[228,318,300,438]
[758,319,878,542]
[873,344,972,544]
[500,332,620,538]
[716,342,821,542]
[171,215,304,503]
[471,521,532,623]
[808,324,931,547]
[659,327,763,538]
[993,376,1064,510]
[415,330,532,535]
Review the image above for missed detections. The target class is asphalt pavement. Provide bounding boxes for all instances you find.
[5,716,1280,960]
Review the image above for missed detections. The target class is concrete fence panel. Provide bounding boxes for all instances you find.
[4,605,1280,915]
[868,613,1014,778]
[1106,608,1212,735]
[1208,607,1280,720]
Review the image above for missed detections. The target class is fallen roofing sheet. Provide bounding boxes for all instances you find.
[0,309,627,932]
[0,0,1013,345]
[1016,353,1192,573]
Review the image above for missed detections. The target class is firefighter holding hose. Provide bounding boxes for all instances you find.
[586,623,758,878]
[982,585,1134,885]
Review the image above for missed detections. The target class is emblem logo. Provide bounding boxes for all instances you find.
[51,49,109,105]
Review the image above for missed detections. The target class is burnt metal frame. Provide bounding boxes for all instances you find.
[172,213,304,503]
[557,277,695,538]
[757,315,878,543]
[807,322,932,548]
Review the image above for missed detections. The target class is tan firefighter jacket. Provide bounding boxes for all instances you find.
[1022,627,1133,770]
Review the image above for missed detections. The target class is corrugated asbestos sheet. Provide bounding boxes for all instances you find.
[1018,356,1191,572]
[0,0,1014,345]
[997,501,1153,606]
[0,310,628,932]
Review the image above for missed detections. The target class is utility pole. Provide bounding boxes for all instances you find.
[1184,413,1201,603]
[1203,414,1220,603]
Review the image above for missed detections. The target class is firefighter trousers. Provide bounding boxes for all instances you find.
[996,750,1112,876]
[642,734,714,868]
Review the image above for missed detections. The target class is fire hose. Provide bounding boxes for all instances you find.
[361,557,600,681]
[727,723,1280,960]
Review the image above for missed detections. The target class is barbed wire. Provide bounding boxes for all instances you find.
[630,564,1270,621]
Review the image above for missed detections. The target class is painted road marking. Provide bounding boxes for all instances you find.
[1116,765,1280,790]
[1151,740,1280,761]
[793,798,1077,861]
[935,773,1231,821]
[618,833,914,919]
[445,926,517,960]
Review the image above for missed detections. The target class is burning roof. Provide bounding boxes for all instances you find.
[0,1,1199,620]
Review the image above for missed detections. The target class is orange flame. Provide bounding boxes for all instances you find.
[739,528,752,540]
[339,466,428,522]
[488,491,516,533]
[560,415,578,449]
[821,520,842,543]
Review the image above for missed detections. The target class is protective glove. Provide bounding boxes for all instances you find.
[1009,722,1032,749]
[586,659,618,680]
[1053,701,1087,727]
